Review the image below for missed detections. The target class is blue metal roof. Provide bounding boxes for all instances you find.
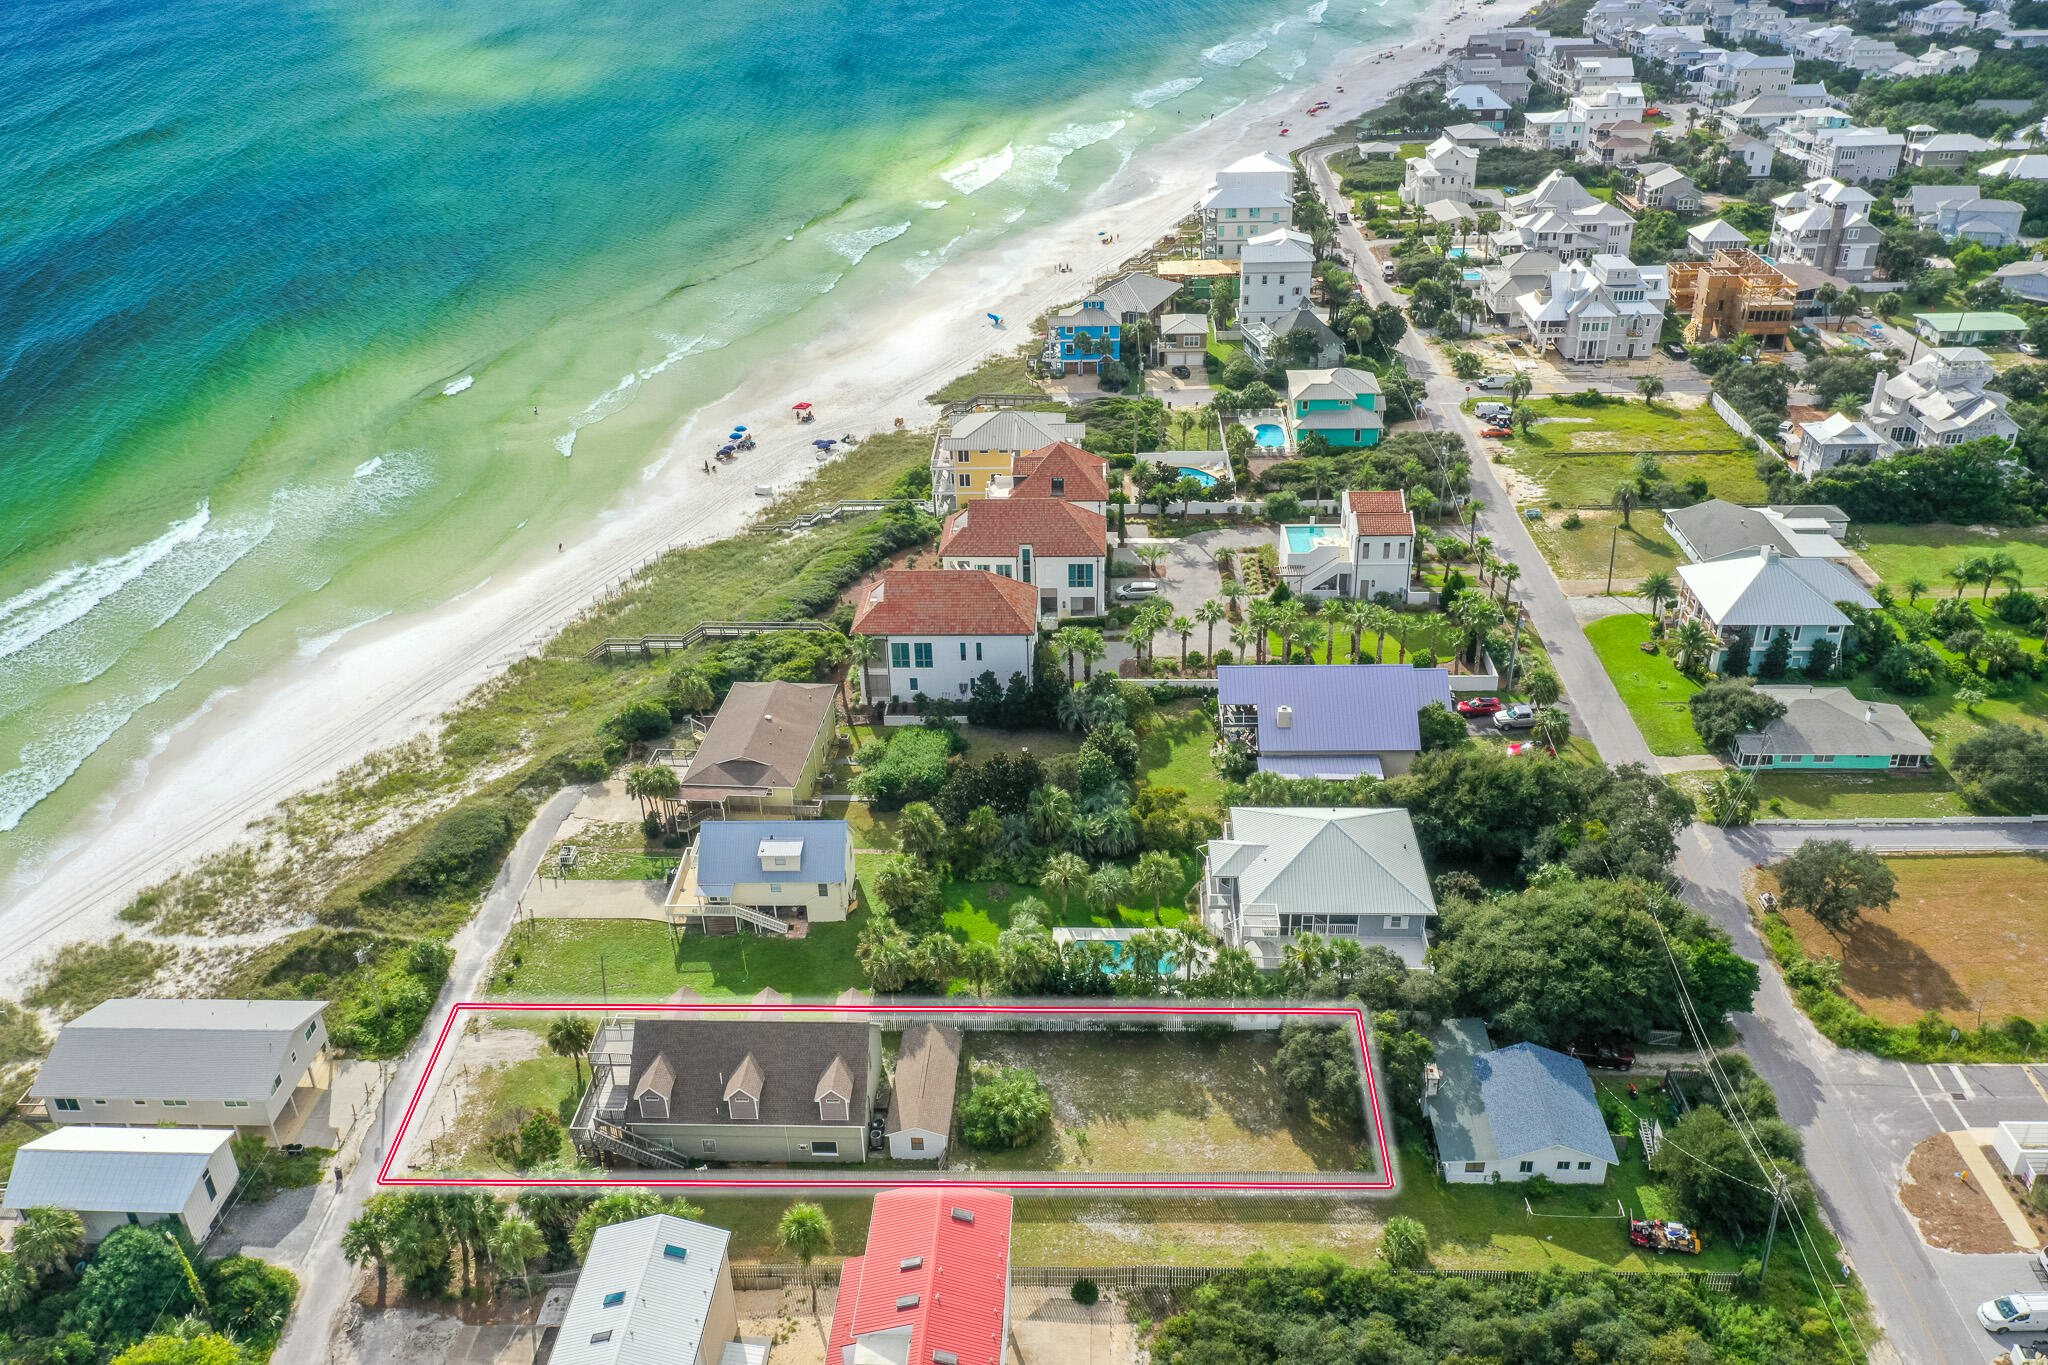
[693,821,851,897]
[1257,753,1384,780]
[1217,664,1454,757]
[1474,1043,1619,1165]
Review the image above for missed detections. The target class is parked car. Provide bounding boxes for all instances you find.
[1480,425,1514,438]
[1477,373,1511,389]
[1337,211,1351,223]
[1474,401,1511,421]
[2022,342,2040,357]
[1170,364,1192,379]
[1456,696,1504,717]
[1493,704,1538,731]
[1382,263,1397,282]
[1663,342,1687,360]
[1114,580,1164,601]
[1776,420,1794,435]
[1568,1039,1636,1070]
[1980,1294,2048,1333]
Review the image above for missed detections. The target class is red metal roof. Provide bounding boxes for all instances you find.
[1347,488,1415,537]
[1010,441,1110,502]
[850,570,1039,638]
[940,499,1107,559]
[827,1187,1013,1365]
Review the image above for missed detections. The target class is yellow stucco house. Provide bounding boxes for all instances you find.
[932,408,1084,507]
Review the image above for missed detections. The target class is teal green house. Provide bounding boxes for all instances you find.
[1731,686,1933,771]
[1285,366,1384,449]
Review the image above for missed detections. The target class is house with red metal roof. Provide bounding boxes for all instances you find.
[1279,488,1418,601]
[938,498,1107,620]
[827,1187,1013,1365]
[851,570,1040,708]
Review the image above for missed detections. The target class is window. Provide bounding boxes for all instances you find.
[890,642,910,669]
[912,643,933,669]
[911,1136,926,1151]
[603,1292,626,1308]
[959,642,967,661]
[956,471,969,488]
[1578,1161,1593,1170]
[1557,1161,1572,1170]
[1382,542,1391,559]
[306,1022,317,1040]
[701,1139,717,1153]
[728,1096,757,1120]
[909,678,918,692]
[203,1172,218,1200]
[664,1244,690,1261]
[590,1332,614,1345]
[1050,477,1065,495]
[767,882,782,893]
[1385,915,1406,930]
[135,1099,148,1106]
[1519,1161,1535,1173]
[224,1101,249,1109]
[812,1140,839,1156]
[54,1098,79,1112]
[1068,562,1094,588]
[162,1100,188,1108]
[818,883,830,896]
[1464,1161,1487,1173]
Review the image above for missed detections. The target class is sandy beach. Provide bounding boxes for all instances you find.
[0,0,1515,992]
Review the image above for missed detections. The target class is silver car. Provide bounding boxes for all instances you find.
[1493,704,1539,731]
[1115,580,1164,601]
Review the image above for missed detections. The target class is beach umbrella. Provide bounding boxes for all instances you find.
[792,402,813,410]
[813,439,837,450]
[718,444,736,455]
[732,424,747,432]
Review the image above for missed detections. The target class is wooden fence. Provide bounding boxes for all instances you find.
[725,1261,1740,1293]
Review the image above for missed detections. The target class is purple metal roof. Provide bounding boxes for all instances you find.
[1217,664,1455,757]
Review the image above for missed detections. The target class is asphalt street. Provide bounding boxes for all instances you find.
[1303,147,2048,1365]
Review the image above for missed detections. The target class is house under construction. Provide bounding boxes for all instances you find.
[1666,249,1797,348]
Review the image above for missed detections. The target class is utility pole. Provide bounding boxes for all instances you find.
[1759,1173,1790,1282]
[1606,527,1620,597]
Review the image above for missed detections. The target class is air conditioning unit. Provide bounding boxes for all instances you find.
[1275,704,1294,728]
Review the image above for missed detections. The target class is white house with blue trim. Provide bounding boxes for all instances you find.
[1425,1019,1619,1185]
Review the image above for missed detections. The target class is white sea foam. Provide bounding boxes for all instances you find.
[297,610,392,660]
[1133,76,1202,108]
[904,233,971,283]
[0,504,212,664]
[1307,0,1329,19]
[1050,119,1126,152]
[827,221,911,265]
[1202,35,1271,66]
[441,375,474,396]
[555,334,723,457]
[940,144,1015,195]
[918,199,949,210]
[353,456,384,479]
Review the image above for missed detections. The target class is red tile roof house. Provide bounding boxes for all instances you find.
[852,570,1040,708]
[939,498,1108,620]
[828,1187,1013,1365]
[1279,488,1418,602]
[989,440,1112,512]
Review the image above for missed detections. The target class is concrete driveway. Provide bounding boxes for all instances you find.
[1117,525,1272,641]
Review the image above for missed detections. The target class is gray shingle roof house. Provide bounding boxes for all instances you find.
[1084,271,1182,322]
[548,1214,740,1365]
[1216,664,1455,779]
[885,1023,962,1160]
[31,998,330,1141]
[577,1019,882,1166]
[1663,499,1852,563]
[2,1127,240,1244]
[1425,1019,1618,1184]
[1731,685,1934,770]
[1202,806,1438,969]
[679,681,837,805]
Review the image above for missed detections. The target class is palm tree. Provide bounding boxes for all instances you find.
[843,633,883,709]
[1612,481,1643,530]
[546,1014,595,1088]
[1982,550,2020,600]
[1134,543,1171,576]
[1505,372,1534,413]
[1071,627,1108,681]
[1635,374,1665,406]
[1219,577,1248,618]
[1195,599,1227,660]
[1026,787,1076,846]
[1531,706,1573,755]
[1230,624,1254,661]
[1171,614,1194,666]
[1296,618,1327,664]
[1526,665,1562,708]
[1498,560,1522,607]
[1132,850,1183,925]
[1304,457,1341,505]
[1702,769,1760,826]
[12,1208,82,1281]
[1247,600,1279,663]
[1816,282,1839,330]
[897,802,948,864]
[1831,286,1861,332]
[342,1199,397,1304]
[1320,598,1356,662]
[1050,626,1080,683]
[1673,619,1715,676]
[1041,852,1092,919]
[1948,562,1975,598]
[777,1202,836,1313]
[1088,864,1132,919]
[1904,577,1928,606]
[1274,599,1307,661]
[489,1215,546,1290]
[625,764,679,828]
[1636,569,1676,632]
[0,1254,30,1316]
[1473,536,1495,590]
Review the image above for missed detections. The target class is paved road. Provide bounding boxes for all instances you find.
[1303,150,2044,1365]
[272,784,585,1365]
[1730,820,2048,858]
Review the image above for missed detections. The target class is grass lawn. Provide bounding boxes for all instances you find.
[925,850,1202,946]
[443,1052,585,1168]
[1754,770,1971,821]
[1762,854,2048,1026]
[1504,397,1742,455]
[1526,509,1682,587]
[1855,524,2048,595]
[1584,613,1706,756]
[952,1032,1373,1174]
[1497,448,1768,508]
[490,918,866,1001]
[1136,702,1226,813]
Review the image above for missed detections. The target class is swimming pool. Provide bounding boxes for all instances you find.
[1462,269,1484,283]
[1284,524,1342,554]
[1253,423,1286,447]
[1101,940,1178,976]
[1178,465,1218,487]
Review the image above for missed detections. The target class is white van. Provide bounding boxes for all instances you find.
[1475,401,1512,421]
[1980,1294,2048,1333]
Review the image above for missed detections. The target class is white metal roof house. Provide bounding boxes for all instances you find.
[2,1127,240,1244]
[1202,806,1440,969]
[548,1214,742,1365]
[1675,546,1877,672]
[1511,254,1664,361]
[1424,1020,1619,1184]
[1199,152,1297,259]
[1793,414,1884,476]
[30,998,331,1143]
[1662,499,1852,563]
[1216,663,1454,780]
[1865,347,2020,456]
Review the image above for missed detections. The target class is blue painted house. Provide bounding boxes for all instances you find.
[1042,299,1121,377]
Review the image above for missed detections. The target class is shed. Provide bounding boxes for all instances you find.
[886,1024,962,1160]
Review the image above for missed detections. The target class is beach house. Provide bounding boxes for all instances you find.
[30,998,331,1144]
[1275,488,1417,601]
[2,1128,240,1244]
[933,408,1085,507]
[1490,172,1637,262]
[547,1214,742,1365]
[677,680,838,810]
[1400,137,1480,207]
[1767,178,1877,282]
[1237,228,1318,334]
[1041,300,1121,379]
[1865,347,2020,455]
[1512,254,1666,362]
[829,1188,1013,1365]
[1662,499,1851,563]
[852,569,1040,706]
[1199,152,1297,259]
[1902,186,2024,247]
[1201,806,1440,969]
[1674,546,1877,672]
[987,439,1111,512]
[1424,1020,1618,1185]
[1216,664,1454,779]
[1283,367,1383,450]
[1727,686,1934,771]
[939,496,1109,618]
[663,819,855,936]
[1913,312,2028,348]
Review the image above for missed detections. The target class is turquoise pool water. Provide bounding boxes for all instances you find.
[1254,423,1286,447]
[1178,466,1218,487]
[1284,524,1339,553]
[1101,941,1178,976]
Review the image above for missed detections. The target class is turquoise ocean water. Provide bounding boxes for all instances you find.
[0,0,1421,887]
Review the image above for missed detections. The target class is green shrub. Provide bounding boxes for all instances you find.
[206,1254,299,1342]
[604,698,672,742]
[960,1066,1052,1149]
[1379,1216,1429,1269]
[395,796,530,895]
[852,727,958,811]
[1071,1277,1100,1306]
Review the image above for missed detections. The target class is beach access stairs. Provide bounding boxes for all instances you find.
[583,618,836,661]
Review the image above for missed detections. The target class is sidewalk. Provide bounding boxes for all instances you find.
[1952,1129,2044,1251]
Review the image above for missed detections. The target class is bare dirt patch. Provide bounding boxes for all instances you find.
[1767,855,2048,1025]
[737,1285,836,1365]
[1899,1132,2023,1253]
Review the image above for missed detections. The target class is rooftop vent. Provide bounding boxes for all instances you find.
[898,1295,922,1311]
[1275,705,1294,729]
[900,1256,924,1271]
[934,1353,961,1365]
[950,1208,976,1224]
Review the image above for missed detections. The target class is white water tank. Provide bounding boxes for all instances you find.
[1275,704,1294,728]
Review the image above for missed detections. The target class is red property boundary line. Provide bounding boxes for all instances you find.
[379,1002,1396,1193]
